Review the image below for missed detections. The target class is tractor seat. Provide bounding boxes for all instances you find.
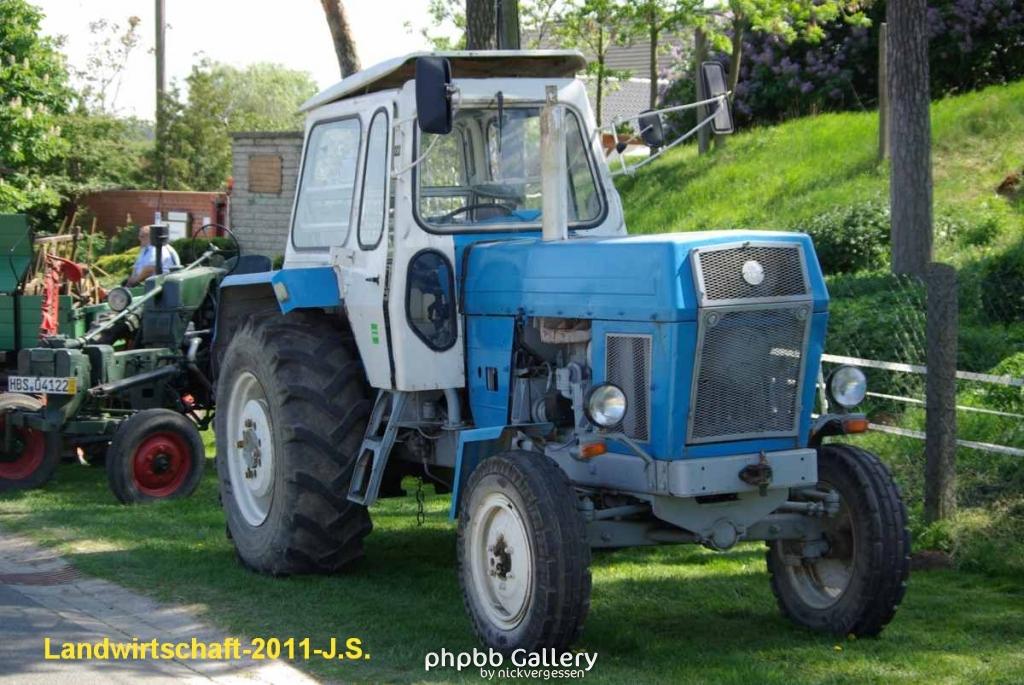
[226,254,273,275]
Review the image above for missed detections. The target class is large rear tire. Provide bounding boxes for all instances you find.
[216,312,373,575]
[0,393,58,492]
[457,451,591,652]
[767,443,910,637]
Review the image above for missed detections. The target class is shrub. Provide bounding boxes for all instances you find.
[702,0,1024,129]
[106,224,139,255]
[980,240,1024,324]
[973,352,1024,412]
[94,247,139,284]
[801,201,890,274]
[170,236,236,264]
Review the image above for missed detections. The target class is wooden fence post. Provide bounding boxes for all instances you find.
[925,262,958,523]
[878,22,889,162]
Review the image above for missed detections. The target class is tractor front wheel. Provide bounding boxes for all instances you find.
[457,451,591,652]
[216,312,373,575]
[0,393,58,492]
[766,443,910,637]
[106,409,206,503]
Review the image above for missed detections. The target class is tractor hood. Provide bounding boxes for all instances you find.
[461,231,828,322]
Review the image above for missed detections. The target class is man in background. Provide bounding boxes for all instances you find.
[126,225,181,286]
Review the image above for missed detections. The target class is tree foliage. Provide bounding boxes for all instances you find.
[71,15,142,114]
[557,0,633,125]
[156,61,318,191]
[46,112,150,198]
[0,0,72,217]
[699,0,868,95]
[622,0,700,108]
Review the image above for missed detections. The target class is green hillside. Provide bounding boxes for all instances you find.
[617,82,1024,577]
[617,80,1024,260]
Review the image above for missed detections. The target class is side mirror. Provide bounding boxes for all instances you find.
[637,110,664,149]
[700,61,735,135]
[415,57,453,135]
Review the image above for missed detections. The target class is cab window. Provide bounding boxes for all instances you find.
[358,110,390,249]
[292,118,361,248]
[416,106,604,231]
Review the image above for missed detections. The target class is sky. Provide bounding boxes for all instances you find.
[35,0,454,120]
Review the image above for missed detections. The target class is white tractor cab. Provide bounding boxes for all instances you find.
[212,50,909,653]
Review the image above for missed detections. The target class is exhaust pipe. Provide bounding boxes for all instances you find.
[540,85,568,242]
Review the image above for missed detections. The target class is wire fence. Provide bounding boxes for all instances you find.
[825,270,1024,509]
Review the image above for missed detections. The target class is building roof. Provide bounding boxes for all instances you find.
[300,50,588,112]
[586,78,656,128]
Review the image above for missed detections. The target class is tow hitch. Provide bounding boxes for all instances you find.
[739,451,774,496]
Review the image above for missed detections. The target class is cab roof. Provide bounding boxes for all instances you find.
[300,50,587,112]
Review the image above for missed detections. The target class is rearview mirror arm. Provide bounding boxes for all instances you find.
[610,98,727,177]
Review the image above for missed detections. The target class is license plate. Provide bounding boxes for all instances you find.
[8,376,78,395]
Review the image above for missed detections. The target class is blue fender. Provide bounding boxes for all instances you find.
[449,425,511,520]
[219,266,341,313]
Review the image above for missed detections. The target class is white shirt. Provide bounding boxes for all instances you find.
[131,244,181,279]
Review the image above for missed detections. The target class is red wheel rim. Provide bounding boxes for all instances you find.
[131,431,192,497]
[0,416,46,481]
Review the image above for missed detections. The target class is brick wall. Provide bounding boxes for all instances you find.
[77,190,227,237]
[229,131,303,258]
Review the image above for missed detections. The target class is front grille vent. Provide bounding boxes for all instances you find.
[605,334,651,441]
[695,243,808,304]
[688,305,808,443]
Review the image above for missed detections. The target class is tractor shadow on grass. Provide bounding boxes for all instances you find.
[579,552,1024,683]
[6,469,1024,683]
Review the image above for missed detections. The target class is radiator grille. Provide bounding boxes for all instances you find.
[688,306,808,443]
[696,244,807,303]
[606,334,651,441]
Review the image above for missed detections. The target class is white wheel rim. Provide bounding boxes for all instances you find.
[467,491,534,631]
[227,371,275,526]
[782,483,855,609]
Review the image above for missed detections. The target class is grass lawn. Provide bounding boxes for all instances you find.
[2,453,1023,684]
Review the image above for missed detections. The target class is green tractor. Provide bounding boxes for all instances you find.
[0,225,263,502]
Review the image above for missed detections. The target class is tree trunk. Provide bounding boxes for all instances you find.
[498,0,520,49]
[695,27,709,154]
[320,0,361,77]
[727,20,743,97]
[466,0,497,49]
[595,27,605,127]
[887,0,932,276]
[649,22,659,109]
[878,22,890,161]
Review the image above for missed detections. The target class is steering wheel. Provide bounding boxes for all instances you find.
[189,223,243,276]
[437,203,515,223]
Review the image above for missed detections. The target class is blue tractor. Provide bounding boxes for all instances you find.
[211,51,909,652]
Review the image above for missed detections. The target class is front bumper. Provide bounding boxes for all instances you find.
[554,447,818,498]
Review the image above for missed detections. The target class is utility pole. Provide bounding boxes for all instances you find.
[155,0,166,189]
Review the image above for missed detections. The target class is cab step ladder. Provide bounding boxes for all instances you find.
[347,389,408,507]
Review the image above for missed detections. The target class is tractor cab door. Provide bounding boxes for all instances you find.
[336,107,394,389]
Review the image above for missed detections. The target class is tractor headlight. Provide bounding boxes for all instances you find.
[827,366,867,409]
[106,286,133,313]
[585,383,627,428]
